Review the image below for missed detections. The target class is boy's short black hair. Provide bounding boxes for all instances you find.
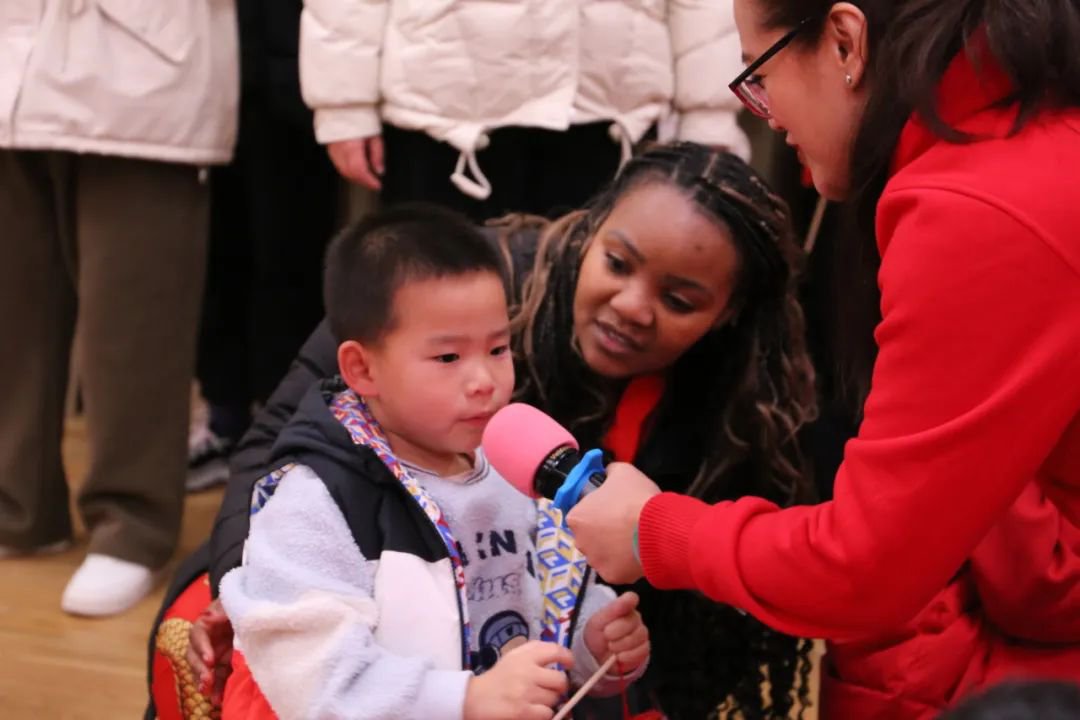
[323,203,506,344]
[940,681,1080,720]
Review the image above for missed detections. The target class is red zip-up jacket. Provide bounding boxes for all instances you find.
[638,47,1080,718]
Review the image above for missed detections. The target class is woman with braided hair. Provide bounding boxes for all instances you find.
[497,142,819,718]
[150,141,820,720]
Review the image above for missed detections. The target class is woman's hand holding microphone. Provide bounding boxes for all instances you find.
[566,462,661,585]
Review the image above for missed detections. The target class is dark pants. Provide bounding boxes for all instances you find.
[196,94,340,412]
[381,121,625,222]
[0,150,208,566]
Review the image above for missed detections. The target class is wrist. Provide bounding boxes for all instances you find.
[638,492,711,589]
[462,674,483,720]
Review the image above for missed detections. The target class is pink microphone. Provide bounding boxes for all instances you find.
[482,403,606,511]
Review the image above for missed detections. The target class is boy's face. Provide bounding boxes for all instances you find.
[350,271,514,473]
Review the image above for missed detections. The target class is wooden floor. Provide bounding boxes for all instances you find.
[0,415,223,719]
[2,413,820,719]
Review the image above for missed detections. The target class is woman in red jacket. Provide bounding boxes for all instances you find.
[568,1,1080,718]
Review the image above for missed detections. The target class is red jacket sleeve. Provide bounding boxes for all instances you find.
[637,188,1080,640]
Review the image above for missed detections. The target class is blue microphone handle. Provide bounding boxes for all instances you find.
[551,448,606,515]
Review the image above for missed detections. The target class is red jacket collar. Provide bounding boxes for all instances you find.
[891,36,1017,176]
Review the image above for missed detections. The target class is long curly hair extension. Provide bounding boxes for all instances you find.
[492,142,818,718]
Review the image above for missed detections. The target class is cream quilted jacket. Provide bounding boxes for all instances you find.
[300,0,749,198]
[0,0,238,165]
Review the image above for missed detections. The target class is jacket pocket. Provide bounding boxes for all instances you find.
[94,0,193,64]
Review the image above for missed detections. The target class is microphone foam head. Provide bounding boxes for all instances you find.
[482,403,579,497]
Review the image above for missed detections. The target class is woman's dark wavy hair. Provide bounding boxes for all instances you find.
[757,0,1080,409]
[493,142,818,718]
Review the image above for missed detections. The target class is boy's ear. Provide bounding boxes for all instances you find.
[338,340,379,397]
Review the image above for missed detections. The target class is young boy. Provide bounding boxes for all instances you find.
[219,205,649,719]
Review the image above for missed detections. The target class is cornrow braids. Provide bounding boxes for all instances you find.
[494,142,819,717]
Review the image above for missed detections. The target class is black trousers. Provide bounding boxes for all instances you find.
[381,121,625,222]
[196,93,340,409]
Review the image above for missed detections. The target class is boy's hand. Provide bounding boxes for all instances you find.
[185,598,234,707]
[583,592,649,675]
[463,640,573,720]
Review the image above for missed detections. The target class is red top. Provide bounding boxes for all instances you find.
[604,375,665,463]
[638,45,1080,717]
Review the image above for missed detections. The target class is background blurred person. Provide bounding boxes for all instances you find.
[188,0,341,492]
[301,0,751,220]
[0,1,238,616]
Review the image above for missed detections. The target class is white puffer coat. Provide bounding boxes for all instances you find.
[0,1,239,165]
[300,0,748,198]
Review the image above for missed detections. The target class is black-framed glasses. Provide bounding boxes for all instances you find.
[728,17,813,119]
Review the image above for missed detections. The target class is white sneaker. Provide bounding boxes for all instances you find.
[61,553,156,617]
[0,539,72,560]
[187,419,234,492]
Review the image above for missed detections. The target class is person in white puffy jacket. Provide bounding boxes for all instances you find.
[302,0,750,219]
[0,1,238,617]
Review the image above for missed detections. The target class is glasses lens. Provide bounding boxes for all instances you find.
[735,80,770,119]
